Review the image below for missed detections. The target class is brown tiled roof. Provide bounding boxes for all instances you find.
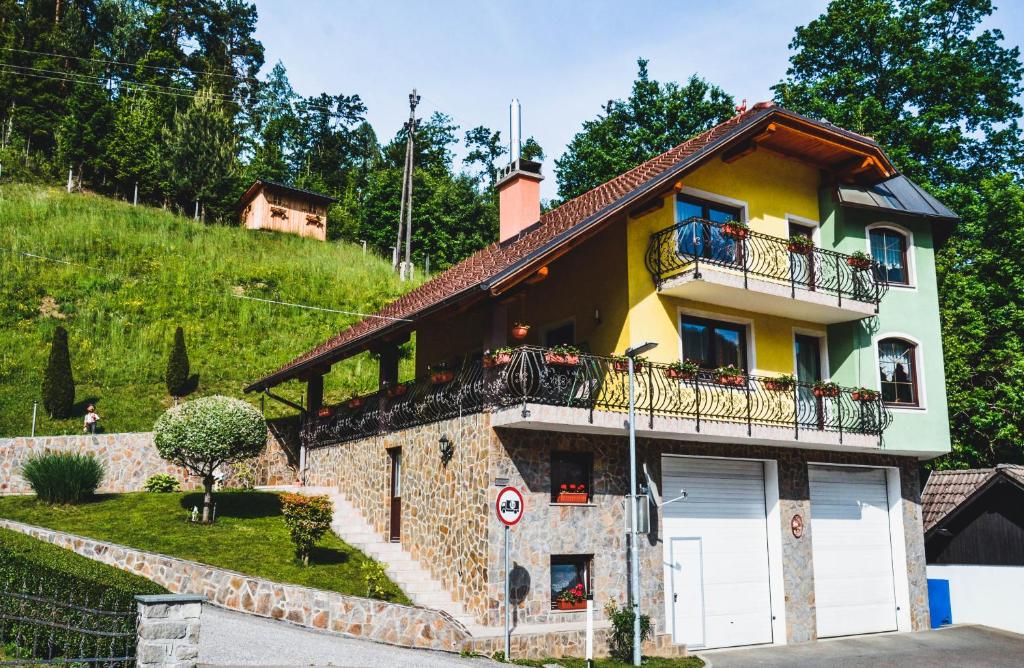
[922,465,1024,532]
[245,105,887,392]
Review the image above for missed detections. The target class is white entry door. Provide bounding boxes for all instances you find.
[663,457,774,649]
[809,465,898,637]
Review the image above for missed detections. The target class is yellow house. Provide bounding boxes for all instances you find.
[246,104,957,658]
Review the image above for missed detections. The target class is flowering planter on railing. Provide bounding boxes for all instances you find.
[813,384,841,398]
[722,223,749,240]
[544,352,580,367]
[846,256,872,271]
[716,374,746,387]
[665,368,696,381]
[613,360,644,374]
[317,406,334,418]
[787,240,814,255]
[347,397,364,409]
[483,352,512,368]
[430,370,455,385]
[386,384,408,398]
[763,380,795,393]
[851,390,880,402]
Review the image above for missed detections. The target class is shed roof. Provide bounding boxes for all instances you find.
[922,465,1024,533]
[244,105,939,393]
[235,179,338,210]
[836,174,958,221]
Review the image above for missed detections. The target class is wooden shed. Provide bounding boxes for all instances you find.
[236,179,337,241]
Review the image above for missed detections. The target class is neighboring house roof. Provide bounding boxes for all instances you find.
[244,104,932,393]
[836,174,958,222]
[235,179,338,210]
[922,465,1024,533]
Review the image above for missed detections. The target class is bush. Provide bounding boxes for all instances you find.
[0,527,165,663]
[360,560,389,599]
[143,473,181,493]
[165,326,191,397]
[280,493,333,566]
[20,452,104,504]
[41,326,75,418]
[604,598,652,662]
[153,395,266,522]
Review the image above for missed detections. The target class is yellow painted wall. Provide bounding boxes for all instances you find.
[623,150,824,370]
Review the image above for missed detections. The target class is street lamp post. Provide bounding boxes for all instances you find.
[626,341,657,667]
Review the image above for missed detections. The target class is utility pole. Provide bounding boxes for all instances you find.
[396,89,420,281]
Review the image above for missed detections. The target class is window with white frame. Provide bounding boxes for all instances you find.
[878,338,919,406]
[869,227,911,285]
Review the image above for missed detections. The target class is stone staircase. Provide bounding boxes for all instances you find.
[289,486,485,634]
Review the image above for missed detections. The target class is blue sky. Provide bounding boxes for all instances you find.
[252,0,1024,199]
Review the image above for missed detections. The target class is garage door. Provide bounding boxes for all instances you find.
[809,465,898,637]
[663,457,774,650]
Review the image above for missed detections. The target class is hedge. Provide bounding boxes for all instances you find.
[0,527,166,662]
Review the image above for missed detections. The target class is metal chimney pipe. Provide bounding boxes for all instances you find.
[510,98,521,162]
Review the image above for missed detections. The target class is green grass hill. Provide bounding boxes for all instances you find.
[0,184,416,436]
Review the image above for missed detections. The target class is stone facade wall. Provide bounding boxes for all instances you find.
[0,520,469,653]
[0,422,297,495]
[491,428,930,642]
[135,594,204,668]
[305,413,493,625]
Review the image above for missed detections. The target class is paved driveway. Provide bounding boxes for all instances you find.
[703,625,1024,668]
[198,605,501,667]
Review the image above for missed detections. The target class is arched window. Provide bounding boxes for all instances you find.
[869,227,910,285]
[878,338,919,406]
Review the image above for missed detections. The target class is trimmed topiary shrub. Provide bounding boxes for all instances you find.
[41,326,75,419]
[280,493,333,566]
[154,395,266,522]
[165,326,190,397]
[20,452,104,504]
[143,473,181,493]
[0,527,165,663]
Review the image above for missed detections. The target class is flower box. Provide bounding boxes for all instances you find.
[545,352,580,367]
[556,492,589,504]
[317,406,334,418]
[613,360,644,374]
[347,397,364,409]
[763,380,794,392]
[716,374,746,387]
[483,352,512,368]
[851,389,880,402]
[386,384,408,398]
[555,599,587,611]
[665,368,696,381]
[430,370,454,385]
[846,256,872,271]
[812,383,841,398]
[788,239,814,255]
[722,223,749,240]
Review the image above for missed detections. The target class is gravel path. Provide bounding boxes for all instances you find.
[198,605,502,667]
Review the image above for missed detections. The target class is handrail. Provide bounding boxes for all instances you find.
[645,217,888,309]
[302,347,891,447]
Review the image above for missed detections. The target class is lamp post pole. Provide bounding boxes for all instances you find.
[626,341,657,667]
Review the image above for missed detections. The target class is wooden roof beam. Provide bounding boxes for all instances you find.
[721,123,778,164]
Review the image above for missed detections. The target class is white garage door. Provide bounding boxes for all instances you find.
[663,457,774,650]
[809,465,898,637]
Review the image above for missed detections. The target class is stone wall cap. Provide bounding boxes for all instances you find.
[134,594,207,604]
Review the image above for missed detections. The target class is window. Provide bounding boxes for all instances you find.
[681,315,747,371]
[870,228,910,285]
[878,338,919,406]
[544,321,575,348]
[676,194,742,263]
[550,555,592,610]
[551,452,592,503]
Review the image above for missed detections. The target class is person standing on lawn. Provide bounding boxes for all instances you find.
[83,404,100,434]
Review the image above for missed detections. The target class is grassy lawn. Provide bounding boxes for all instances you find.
[511,658,704,667]
[0,490,411,604]
[0,184,420,436]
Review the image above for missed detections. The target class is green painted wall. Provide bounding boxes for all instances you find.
[820,191,951,457]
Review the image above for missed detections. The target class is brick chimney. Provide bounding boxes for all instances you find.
[497,158,543,242]
[496,98,543,242]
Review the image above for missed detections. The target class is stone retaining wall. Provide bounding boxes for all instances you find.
[0,422,297,494]
[0,520,470,653]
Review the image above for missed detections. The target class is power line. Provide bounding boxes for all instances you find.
[232,293,412,321]
[0,62,238,102]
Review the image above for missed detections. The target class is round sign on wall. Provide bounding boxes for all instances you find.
[496,486,524,526]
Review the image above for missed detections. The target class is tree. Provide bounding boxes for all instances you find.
[773,0,1023,188]
[165,326,190,397]
[153,395,266,523]
[555,59,734,201]
[42,325,74,419]
[774,0,1024,468]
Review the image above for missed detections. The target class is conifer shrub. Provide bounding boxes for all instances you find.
[20,452,104,504]
[165,326,191,397]
[41,326,75,418]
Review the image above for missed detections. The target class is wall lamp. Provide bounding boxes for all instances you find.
[439,434,454,465]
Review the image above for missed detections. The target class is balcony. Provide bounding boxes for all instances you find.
[645,218,888,323]
[303,347,891,452]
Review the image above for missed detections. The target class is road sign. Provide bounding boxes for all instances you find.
[496,486,524,527]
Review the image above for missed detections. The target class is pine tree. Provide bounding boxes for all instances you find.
[42,326,75,419]
[165,326,190,397]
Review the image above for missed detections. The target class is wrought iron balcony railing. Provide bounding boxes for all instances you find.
[645,218,888,308]
[302,347,891,448]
